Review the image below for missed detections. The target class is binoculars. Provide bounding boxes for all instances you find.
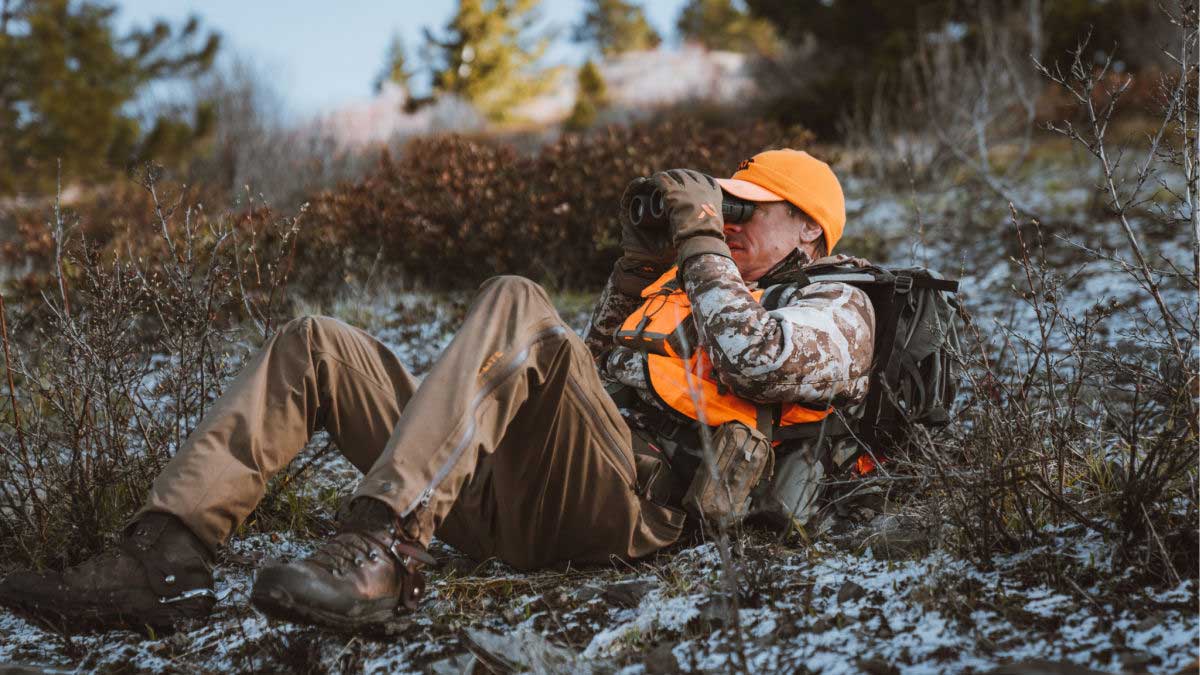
[628,184,756,228]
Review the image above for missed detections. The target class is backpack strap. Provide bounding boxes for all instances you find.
[759,284,788,311]
[755,404,774,444]
[772,415,852,441]
[908,276,959,293]
[852,272,912,451]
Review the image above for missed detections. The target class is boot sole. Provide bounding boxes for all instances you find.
[250,584,398,631]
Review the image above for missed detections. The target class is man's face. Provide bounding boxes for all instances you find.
[725,201,805,282]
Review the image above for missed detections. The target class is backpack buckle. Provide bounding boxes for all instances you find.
[894,274,913,295]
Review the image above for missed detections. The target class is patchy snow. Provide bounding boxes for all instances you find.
[8,522,1192,673]
[584,590,703,658]
[2,163,1196,672]
[3,265,1195,670]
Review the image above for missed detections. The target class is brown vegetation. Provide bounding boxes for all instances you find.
[866,5,1198,587]
[0,169,301,568]
[0,3,1193,631]
[3,112,814,304]
[305,113,814,291]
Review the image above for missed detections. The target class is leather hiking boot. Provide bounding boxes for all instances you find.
[0,512,216,631]
[251,497,434,630]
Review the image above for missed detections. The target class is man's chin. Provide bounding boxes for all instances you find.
[730,251,751,278]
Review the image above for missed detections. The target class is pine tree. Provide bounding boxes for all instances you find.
[564,59,608,130]
[676,0,779,56]
[374,33,413,94]
[0,0,220,195]
[572,0,660,57]
[741,0,1158,132]
[745,0,1159,76]
[424,0,555,122]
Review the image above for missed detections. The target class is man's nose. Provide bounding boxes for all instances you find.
[724,222,742,235]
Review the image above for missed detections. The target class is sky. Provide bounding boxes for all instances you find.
[115,0,690,121]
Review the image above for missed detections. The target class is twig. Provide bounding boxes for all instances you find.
[1142,501,1182,586]
[0,294,26,459]
[1037,38,1190,365]
[675,321,748,673]
[51,161,71,318]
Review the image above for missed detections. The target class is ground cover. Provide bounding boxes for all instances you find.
[0,140,1196,673]
[0,524,1194,673]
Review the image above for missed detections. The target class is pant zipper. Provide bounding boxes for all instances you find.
[567,377,636,486]
[401,325,569,518]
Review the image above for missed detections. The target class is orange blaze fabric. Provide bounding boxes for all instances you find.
[617,266,832,429]
[855,454,878,475]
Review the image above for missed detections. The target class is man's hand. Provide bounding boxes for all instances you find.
[648,169,731,263]
[612,177,675,296]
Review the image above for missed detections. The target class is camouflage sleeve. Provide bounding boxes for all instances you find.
[604,346,649,390]
[583,273,644,368]
[680,254,876,404]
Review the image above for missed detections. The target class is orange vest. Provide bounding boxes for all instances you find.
[616,266,832,430]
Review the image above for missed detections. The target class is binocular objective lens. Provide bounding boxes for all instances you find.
[649,190,666,219]
[630,195,647,225]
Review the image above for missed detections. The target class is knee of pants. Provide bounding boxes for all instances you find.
[274,315,312,344]
[277,314,346,349]
[477,275,552,307]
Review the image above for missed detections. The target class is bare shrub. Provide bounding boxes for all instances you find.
[424,94,487,133]
[185,58,368,209]
[306,111,814,293]
[0,168,301,569]
[907,3,1199,584]
[841,1,1045,203]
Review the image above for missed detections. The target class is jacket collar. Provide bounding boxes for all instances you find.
[756,248,814,287]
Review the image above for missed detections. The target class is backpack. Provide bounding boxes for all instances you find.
[758,261,963,475]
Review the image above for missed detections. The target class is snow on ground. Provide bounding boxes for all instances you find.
[308,46,755,149]
[1,166,1196,673]
[1,526,1195,673]
[843,168,1195,363]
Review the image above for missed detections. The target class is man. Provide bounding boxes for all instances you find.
[0,149,874,631]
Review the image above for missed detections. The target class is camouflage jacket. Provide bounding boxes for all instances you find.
[584,251,877,424]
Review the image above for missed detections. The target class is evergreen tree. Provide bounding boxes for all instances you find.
[0,0,220,195]
[564,59,608,130]
[572,0,660,57]
[423,0,555,122]
[741,0,1159,132]
[676,0,779,56]
[745,0,1159,74]
[374,33,413,94]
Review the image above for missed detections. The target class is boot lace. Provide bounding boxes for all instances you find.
[308,529,396,576]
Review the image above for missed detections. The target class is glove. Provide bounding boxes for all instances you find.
[612,177,675,296]
[647,169,732,264]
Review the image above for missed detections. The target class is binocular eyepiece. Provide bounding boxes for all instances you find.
[628,186,756,228]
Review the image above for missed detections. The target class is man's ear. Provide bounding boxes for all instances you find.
[797,217,823,245]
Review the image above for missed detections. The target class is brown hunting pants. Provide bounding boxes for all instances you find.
[138,276,684,569]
